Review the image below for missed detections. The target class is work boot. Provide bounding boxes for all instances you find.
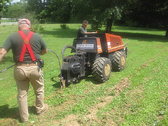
[22,120,28,123]
[37,104,48,116]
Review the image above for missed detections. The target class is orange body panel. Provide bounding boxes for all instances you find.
[96,38,102,53]
[105,33,124,53]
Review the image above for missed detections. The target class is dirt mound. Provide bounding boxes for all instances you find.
[113,77,129,93]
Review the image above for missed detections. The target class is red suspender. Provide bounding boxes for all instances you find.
[18,31,36,62]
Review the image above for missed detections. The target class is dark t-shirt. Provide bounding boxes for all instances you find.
[2,30,47,63]
[77,26,87,38]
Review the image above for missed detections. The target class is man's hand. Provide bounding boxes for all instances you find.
[40,48,47,55]
[0,48,7,63]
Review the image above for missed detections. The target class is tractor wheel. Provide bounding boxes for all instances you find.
[92,57,111,83]
[112,51,126,71]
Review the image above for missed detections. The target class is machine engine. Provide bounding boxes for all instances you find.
[61,50,86,84]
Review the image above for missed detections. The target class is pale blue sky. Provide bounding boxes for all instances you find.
[11,0,20,3]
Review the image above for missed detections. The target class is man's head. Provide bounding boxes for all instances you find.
[82,20,88,28]
[18,19,31,31]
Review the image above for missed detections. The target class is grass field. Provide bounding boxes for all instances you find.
[0,20,17,22]
[0,23,168,126]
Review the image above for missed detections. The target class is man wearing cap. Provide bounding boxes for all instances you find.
[0,19,48,123]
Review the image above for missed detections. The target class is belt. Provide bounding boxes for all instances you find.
[16,62,37,66]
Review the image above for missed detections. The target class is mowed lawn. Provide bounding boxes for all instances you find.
[0,24,168,126]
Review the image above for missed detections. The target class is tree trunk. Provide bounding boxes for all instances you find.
[0,11,2,24]
[166,26,168,37]
[106,16,113,33]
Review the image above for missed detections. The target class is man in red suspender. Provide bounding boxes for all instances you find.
[0,19,48,123]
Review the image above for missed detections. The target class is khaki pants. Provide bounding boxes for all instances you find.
[14,65,45,122]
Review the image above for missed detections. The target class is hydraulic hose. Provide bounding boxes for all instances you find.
[61,45,76,60]
[0,64,15,73]
[47,49,62,79]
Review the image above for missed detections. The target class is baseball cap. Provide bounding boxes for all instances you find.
[19,19,31,27]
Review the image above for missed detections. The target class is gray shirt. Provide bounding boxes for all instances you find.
[77,26,87,38]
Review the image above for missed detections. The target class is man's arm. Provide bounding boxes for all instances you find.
[0,48,7,63]
[83,31,97,34]
[40,48,47,55]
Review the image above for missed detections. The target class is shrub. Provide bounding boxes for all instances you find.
[20,12,44,32]
[60,24,69,29]
[31,23,44,32]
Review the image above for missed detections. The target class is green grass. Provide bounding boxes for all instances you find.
[0,24,168,125]
[0,20,17,22]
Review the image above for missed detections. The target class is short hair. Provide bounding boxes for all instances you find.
[82,20,88,24]
[18,21,30,29]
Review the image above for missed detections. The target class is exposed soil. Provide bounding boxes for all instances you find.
[46,77,130,126]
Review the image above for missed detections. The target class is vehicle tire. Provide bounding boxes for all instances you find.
[92,57,111,83]
[112,51,126,71]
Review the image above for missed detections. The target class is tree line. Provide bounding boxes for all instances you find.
[1,0,168,36]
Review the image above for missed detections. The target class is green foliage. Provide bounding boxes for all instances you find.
[0,0,12,18]
[26,0,72,23]
[7,2,26,19]
[126,0,168,36]
[60,24,69,29]
[91,23,102,30]
[4,0,166,35]
[0,0,12,10]
[45,0,72,23]
[27,0,46,15]
[25,0,127,33]
[20,12,35,24]
[31,23,45,32]
[70,0,127,32]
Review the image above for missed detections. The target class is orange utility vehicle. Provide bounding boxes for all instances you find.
[61,33,128,87]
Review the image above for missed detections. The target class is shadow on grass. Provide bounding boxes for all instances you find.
[113,26,165,31]
[0,105,19,119]
[50,73,98,88]
[112,31,168,42]
[40,26,168,42]
[40,28,77,38]
[0,104,36,123]
[51,74,100,88]
[51,76,62,89]
[84,75,102,85]
[71,76,102,87]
